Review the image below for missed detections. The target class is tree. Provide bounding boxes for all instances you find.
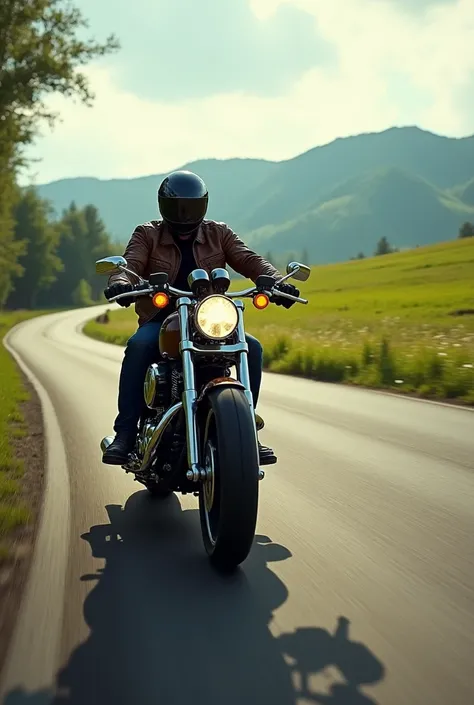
[83,205,114,299]
[72,279,93,307]
[7,188,62,309]
[301,248,309,264]
[374,237,394,256]
[0,0,119,154]
[459,222,474,239]
[38,201,114,308]
[0,228,25,307]
[0,130,25,306]
[0,0,119,305]
[40,202,87,307]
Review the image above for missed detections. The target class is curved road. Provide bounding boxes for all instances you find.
[1,306,474,705]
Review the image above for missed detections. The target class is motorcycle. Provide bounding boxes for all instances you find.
[95,257,311,570]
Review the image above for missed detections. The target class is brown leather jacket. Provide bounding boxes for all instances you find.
[109,219,280,326]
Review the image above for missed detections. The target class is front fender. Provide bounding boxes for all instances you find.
[196,377,245,407]
[195,377,263,432]
[195,376,263,441]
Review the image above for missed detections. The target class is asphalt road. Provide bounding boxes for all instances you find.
[1,306,474,705]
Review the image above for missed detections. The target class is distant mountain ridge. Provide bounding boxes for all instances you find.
[248,167,474,261]
[36,126,474,263]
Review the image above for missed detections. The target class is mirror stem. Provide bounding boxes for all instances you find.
[118,265,146,284]
[275,268,300,285]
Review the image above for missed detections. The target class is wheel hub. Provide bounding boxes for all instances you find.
[203,440,216,513]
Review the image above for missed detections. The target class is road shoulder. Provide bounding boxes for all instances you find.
[0,351,45,675]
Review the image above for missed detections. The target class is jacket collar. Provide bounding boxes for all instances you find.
[155,220,205,245]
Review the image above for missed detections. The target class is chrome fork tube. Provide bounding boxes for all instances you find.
[177,299,201,482]
[234,303,257,435]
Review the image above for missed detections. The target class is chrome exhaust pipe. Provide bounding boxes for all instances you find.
[139,402,183,473]
[100,436,114,454]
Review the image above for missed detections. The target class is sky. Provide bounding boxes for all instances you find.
[25,0,474,185]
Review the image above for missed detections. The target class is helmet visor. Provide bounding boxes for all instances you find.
[159,195,208,226]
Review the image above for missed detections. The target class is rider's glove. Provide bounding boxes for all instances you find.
[103,282,134,308]
[272,283,300,309]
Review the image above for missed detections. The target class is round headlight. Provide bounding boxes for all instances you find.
[195,295,239,340]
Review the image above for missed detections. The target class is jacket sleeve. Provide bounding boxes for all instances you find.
[221,226,280,282]
[108,225,152,286]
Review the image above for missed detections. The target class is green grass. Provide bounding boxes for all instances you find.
[84,238,474,404]
[0,310,48,553]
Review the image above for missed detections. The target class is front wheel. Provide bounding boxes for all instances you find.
[199,386,259,572]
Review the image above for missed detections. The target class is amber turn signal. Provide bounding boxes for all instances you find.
[152,292,170,309]
[253,293,269,310]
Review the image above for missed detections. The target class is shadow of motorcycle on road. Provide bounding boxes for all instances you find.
[280,616,384,705]
[3,490,385,705]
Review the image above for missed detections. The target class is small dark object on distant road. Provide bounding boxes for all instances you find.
[95,310,110,324]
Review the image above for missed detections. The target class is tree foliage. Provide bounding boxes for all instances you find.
[0,0,119,306]
[0,181,25,306]
[459,222,474,239]
[37,201,114,308]
[0,132,24,305]
[0,0,119,150]
[5,194,114,310]
[7,188,61,308]
[72,279,93,307]
[83,205,115,299]
[374,237,396,256]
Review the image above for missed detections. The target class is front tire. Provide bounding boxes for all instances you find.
[199,386,259,572]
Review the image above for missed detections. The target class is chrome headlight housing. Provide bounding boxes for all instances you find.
[194,295,239,340]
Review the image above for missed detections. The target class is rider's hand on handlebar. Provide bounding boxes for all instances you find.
[104,282,134,307]
[272,283,300,309]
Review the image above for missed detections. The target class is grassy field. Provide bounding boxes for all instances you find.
[0,311,47,557]
[84,238,474,404]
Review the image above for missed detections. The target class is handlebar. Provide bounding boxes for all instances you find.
[108,282,308,305]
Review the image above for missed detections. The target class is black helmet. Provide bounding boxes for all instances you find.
[158,170,208,235]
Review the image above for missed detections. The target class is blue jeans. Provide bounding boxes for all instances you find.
[114,320,263,436]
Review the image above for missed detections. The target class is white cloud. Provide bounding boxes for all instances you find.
[25,0,474,184]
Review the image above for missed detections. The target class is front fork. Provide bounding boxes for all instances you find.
[177,298,257,483]
[234,300,256,414]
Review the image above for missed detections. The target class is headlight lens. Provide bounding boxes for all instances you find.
[195,295,239,340]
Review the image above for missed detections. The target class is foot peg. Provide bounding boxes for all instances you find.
[259,454,277,466]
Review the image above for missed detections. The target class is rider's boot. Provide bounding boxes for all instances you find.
[255,413,277,466]
[103,416,276,466]
[102,431,135,465]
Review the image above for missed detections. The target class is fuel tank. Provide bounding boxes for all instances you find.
[159,311,181,359]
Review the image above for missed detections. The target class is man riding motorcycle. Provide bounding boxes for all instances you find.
[102,170,299,466]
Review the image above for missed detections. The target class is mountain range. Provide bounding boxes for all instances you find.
[36,126,474,263]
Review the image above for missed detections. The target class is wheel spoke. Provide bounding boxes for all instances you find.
[202,427,219,546]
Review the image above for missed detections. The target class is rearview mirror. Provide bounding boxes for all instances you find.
[95,256,127,275]
[286,261,311,282]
